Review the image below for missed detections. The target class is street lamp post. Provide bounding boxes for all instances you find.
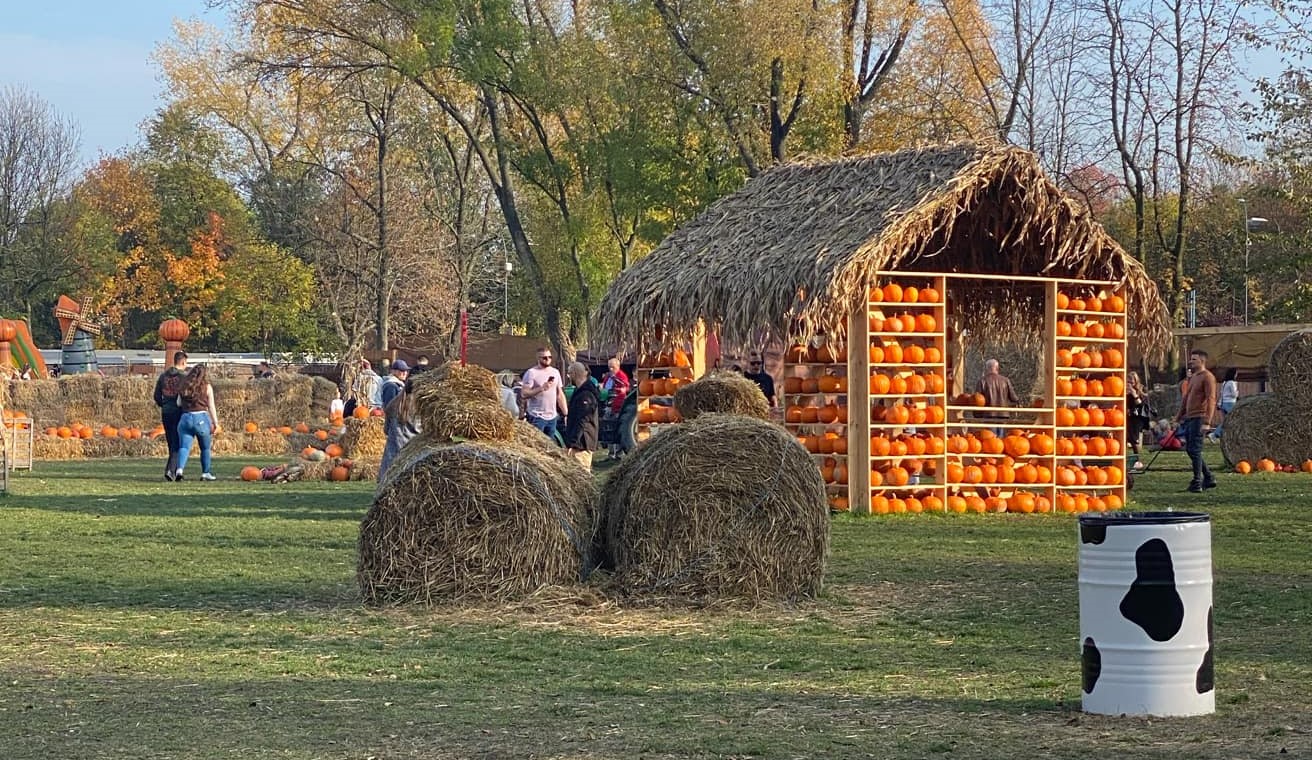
[1238,198,1249,325]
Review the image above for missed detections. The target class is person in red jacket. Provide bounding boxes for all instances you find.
[600,357,630,459]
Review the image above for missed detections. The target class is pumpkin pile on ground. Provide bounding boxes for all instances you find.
[672,371,771,421]
[358,361,597,604]
[596,413,830,603]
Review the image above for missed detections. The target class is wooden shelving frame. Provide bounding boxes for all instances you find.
[783,271,1128,515]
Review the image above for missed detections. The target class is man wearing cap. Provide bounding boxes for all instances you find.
[380,360,410,408]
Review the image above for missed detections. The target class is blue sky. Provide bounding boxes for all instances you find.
[0,0,222,167]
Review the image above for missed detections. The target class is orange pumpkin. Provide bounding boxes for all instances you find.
[241,466,262,481]
[294,422,311,434]
[244,421,259,433]
[325,443,345,458]
[330,465,350,482]
[352,406,370,419]
[314,429,330,441]
[882,283,903,303]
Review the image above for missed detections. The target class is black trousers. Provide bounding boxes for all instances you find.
[162,408,182,475]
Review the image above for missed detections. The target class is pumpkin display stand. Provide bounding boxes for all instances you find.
[799,272,1128,515]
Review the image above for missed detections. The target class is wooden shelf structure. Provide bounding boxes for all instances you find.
[783,272,1128,516]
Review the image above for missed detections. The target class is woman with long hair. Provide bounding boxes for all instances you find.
[380,377,422,477]
[175,364,220,481]
[1126,371,1150,467]
[1210,368,1239,442]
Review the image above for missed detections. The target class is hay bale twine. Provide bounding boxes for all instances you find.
[1268,328,1312,409]
[598,413,829,603]
[1219,393,1312,466]
[672,371,771,421]
[359,441,598,604]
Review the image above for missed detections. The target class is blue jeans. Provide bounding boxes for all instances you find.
[1182,417,1212,486]
[1212,400,1235,438]
[176,411,213,475]
[528,415,561,445]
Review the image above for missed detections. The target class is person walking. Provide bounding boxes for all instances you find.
[153,350,188,481]
[521,347,566,441]
[1176,349,1217,493]
[1209,368,1239,442]
[1126,371,1152,471]
[379,378,422,478]
[562,361,601,471]
[174,364,220,482]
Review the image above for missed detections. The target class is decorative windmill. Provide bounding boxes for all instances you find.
[52,295,103,375]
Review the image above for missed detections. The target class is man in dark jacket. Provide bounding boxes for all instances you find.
[562,361,600,471]
[153,350,188,481]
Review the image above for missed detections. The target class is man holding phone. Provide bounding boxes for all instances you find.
[521,347,567,442]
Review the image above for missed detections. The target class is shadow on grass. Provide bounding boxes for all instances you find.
[1,670,1305,760]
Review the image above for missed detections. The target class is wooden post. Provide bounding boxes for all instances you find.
[848,304,871,515]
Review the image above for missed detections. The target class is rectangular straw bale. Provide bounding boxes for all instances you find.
[11,380,65,423]
[35,436,84,460]
[59,373,102,401]
[102,375,151,400]
[242,429,289,455]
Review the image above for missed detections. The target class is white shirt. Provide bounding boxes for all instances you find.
[1220,380,1238,405]
[522,365,562,420]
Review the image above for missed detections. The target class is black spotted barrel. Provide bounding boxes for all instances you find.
[1078,512,1214,717]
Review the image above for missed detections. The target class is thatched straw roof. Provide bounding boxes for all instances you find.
[592,144,1171,361]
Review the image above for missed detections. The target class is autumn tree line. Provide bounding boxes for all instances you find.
[3,0,1312,361]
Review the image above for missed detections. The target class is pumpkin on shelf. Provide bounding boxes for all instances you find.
[786,344,809,362]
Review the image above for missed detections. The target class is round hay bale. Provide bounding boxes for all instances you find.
[1268,328,1312,409]
[410,363,512,441]
[359,441,598,604]
[339,417,385,460]
[597,413,829,603]
[511,419,571,459]
[1219,393,1312,467]
[672,371,770,421]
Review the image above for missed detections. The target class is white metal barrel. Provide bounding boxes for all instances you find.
[1077,512,1214,717]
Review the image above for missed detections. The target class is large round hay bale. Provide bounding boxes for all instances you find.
[1268,328,1312,409]
[511,419,570,458]
[359,441,598,604]
[1219,393,1312,466]
[672,371,770,421]
[597,413,829,603]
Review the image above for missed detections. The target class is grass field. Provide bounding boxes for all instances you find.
[1,449,1309,759]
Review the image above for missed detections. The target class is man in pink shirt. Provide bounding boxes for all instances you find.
[521,346,567,441]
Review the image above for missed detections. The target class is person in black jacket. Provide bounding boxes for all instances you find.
[562,361,601,471]
[153,350,188,481]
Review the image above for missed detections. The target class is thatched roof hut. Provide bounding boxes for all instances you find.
[593,144,1170,361]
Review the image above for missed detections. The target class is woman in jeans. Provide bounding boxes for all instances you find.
[175,364,221,481]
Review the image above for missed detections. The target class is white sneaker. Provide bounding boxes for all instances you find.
[201,473,217,481]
